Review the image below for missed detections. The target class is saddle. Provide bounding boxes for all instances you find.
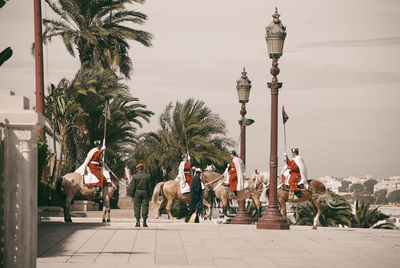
[288,188,311,201]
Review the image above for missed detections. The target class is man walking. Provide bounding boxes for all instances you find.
[185,168,203,223]
[128,163,152,227]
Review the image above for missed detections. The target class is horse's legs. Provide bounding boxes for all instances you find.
[312,198,321,229]
[278,198,287,217]
[166,199,174,219]
[251,194,262,220]
[155,196,166,219]
[202,199,212,220]
[102,195,110,223]
[65,195,74,222]
[221,195,229,218]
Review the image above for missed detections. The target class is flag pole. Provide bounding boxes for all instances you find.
[102,100,109,163]
[182,116,190,157]
[282,105,289,153]
[283,122,287,151]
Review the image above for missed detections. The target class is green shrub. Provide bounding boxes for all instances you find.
[160,201,189,218]
[38,179,65,206]
[38,137,49,180]
[38,180,52,206]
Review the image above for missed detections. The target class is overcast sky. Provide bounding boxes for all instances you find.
[1,0,399,178]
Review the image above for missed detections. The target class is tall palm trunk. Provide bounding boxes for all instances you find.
[56,127,67,177]
[51,118,57,182]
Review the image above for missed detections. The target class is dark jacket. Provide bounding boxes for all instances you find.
[128,170,152,198]
[189,175,203,211]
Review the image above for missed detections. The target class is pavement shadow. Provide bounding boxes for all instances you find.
[38,222,108,257]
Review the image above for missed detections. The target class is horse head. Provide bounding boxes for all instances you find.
[201,170,223,189]
[204,164,216,171]
[251,170,270,186]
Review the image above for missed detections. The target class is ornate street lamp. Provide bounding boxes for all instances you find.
[257,8,290,230]
[231,67,253,225]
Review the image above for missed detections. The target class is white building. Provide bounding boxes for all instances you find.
[374,176,400,194]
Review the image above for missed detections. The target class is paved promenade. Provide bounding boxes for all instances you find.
[38,212,400,268]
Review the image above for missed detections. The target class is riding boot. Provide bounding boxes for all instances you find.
[294,190,302,200]
[95,186,102,198]
[282,184,290,190]
[143,218,148,227]
[135,218,140,227]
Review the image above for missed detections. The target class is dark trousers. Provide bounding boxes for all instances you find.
[185,208,201,223]
[134,190,149,221]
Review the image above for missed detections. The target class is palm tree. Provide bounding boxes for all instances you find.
[351,201,394,229]
[44,80,88,176]
[132,98,233,180]
[42,0,152,78]
[66,64,153,171]
[293,191,353,227]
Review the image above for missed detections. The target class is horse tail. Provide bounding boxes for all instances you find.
[316,192,350,210]
[55,176,66,200]
[152,181,165,207]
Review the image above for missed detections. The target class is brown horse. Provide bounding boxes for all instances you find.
[201,171,263,222]
[254,171,329,229]
[151,179,212,220]
[279,181,329,229]
[55,172,119,223]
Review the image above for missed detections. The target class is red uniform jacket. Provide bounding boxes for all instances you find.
[286,156,301,191]
[88,149,105,187]
[184,162,192,186]
[228,162,238,192]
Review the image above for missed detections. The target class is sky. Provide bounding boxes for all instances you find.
[1,0,399,178]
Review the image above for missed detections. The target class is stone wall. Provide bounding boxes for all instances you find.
[0,90,44,268]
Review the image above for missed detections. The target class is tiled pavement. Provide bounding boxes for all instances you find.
[37,216,400,268]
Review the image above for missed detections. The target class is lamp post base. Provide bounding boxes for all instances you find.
[256,205,289,229]
[230,200,252,224]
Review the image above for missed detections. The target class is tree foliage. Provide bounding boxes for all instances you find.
[292,191,353,227]
[351,201,393,229]
[350,183,364,193]
[363,179,377,194]
[387,190,400,204]
[131,99,233,182]
[66,65,153,171]
[292,193,394,229]
[338,180,351,192]
[38,137,50,179]
[44,65,153,174]
[42,0,152,78]
[45,80,88,175]
[0,2,13,68]
[375,189,388,205]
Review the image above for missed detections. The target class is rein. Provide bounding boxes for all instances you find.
[104,164,128,189]
[203,174,224,186]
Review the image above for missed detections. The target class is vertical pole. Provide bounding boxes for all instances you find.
[34,0,45,138]
[230,103,252,224]
[257,58,289,230]
[283,122,287,150]
[0,124,4,267]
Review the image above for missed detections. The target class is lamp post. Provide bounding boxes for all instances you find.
[34,0,45,138]
[231,67,252,225]
[257,8,290,230]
